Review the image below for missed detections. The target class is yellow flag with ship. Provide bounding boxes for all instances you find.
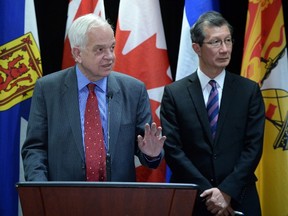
[241,0,288,215]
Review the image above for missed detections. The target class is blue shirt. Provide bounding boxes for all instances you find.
[76,65,108,151]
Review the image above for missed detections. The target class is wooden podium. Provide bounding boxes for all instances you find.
[16,182,198,216]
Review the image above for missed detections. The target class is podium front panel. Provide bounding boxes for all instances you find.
[16,182,198,216]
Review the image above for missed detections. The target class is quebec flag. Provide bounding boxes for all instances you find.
[176,0,219,80]
[0,0,42,215]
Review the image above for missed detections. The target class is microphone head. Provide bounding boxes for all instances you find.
[107,91,113,99]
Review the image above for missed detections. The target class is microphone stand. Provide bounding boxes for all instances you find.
[106,91,113,181]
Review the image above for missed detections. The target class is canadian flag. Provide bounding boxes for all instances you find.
[114,0,172,182]
[62,0,105,69]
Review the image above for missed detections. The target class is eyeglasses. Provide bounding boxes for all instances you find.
[202,38,234,48]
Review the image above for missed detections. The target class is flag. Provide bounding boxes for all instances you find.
[62,0,105,69]
[0,0,42,215]
[114,0,172,182]
[175,0,219,80]
[241,0,288,215]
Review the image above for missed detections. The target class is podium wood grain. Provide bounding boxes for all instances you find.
[17,182,197,216]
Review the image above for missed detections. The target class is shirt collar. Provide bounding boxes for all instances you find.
[197,67,226,90]
[76,65,107,93]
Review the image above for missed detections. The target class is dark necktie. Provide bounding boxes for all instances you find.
[207,80,219,139]
[84,83,106,181]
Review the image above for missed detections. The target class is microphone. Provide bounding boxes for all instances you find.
[106,91,113,100]
[106,91,113,181]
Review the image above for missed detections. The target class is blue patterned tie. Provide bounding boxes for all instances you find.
[207,80,219,139]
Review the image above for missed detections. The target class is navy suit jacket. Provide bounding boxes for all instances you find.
[160,71,265,215]
[22,67,163,182]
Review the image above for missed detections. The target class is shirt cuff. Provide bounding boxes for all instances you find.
[144,153,161,162]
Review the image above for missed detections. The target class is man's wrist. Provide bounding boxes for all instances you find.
[144,153,161,161]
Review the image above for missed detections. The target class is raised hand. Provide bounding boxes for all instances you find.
[137,122,166,157]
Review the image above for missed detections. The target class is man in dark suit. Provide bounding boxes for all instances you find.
[160,11,265,216]
[22,14,166,182]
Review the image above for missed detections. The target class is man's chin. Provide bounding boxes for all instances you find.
[217,61,230,68]
[102,69,112,77]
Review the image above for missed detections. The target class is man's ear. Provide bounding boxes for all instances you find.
[192,43,201,56]
[72,47,81,63]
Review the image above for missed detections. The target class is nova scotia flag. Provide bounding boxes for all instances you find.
[0,1,41,215]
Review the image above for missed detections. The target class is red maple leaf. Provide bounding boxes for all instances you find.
[114,24,171,183]
[149,99,161,125]
[114,25,171,90]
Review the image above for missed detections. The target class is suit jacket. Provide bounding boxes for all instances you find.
[22,66,163,182]
[160,71,265,215]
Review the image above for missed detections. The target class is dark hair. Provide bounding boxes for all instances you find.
[190,11,233,46]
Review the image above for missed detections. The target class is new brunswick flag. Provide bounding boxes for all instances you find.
[241,0,288,215]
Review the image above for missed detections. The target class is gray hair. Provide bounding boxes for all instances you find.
[190,11,233,46]
[68,13,113,49]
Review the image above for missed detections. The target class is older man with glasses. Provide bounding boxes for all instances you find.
[160,11,265,216]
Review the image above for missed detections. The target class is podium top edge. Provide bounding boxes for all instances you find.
[16,181,198,189]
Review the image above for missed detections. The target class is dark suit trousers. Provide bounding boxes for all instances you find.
[192,184,261,216]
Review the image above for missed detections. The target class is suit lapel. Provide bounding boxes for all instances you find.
[186,72,237,146]
[63,67,85,162]
[214,72,236,143]
[187,73,214,145]
[106,73,122,160]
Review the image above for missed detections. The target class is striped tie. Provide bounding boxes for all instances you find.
[207,80,219,139]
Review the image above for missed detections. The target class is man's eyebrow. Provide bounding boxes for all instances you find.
[94,41,116,48]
